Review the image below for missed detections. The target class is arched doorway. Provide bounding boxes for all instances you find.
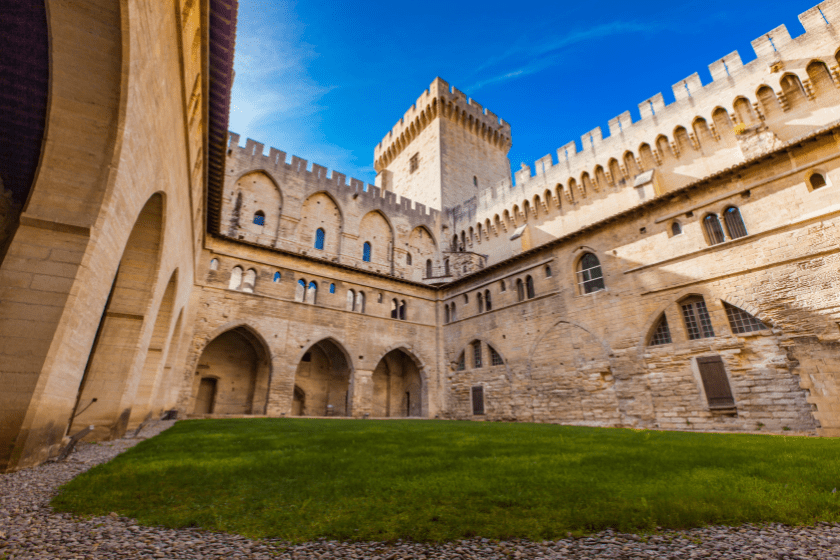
[372,349,423,417]
[190,326,271,415]
[293,339,352,416]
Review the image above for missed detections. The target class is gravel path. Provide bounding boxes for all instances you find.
[1,421,838,559]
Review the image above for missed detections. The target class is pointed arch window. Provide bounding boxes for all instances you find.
[295,279,306,302]
[723,207,747,239]
[253,211,265,226]
[306,281,318,304]
[704,214,726,245]
[229,266,243,290]
[315,228,325,250]
[489,345,503,366]
[242,269,256,293]
[406,252,412,265]
[516,279,525,302]
[681,297,714,340]
[347,289,355,311]
[477,292,484,313]
[363,242,372,262]
[724,303,767,334]
[649,314,672,346]
[577,253,604,294]
[525,275,535,299]
[484,290,492,311]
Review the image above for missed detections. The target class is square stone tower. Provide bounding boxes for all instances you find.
[374,78,512,212]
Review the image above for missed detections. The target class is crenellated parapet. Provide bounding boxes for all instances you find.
[373,77,512,173]
[227,133,440,225]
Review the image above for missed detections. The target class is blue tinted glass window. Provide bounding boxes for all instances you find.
[363,242,371,262]
[315,228,325,250]
[329,283,335,294]
[253,212,265,226]
[273,272,281,282]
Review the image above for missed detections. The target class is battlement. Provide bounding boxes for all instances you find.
[227,133,441,224]
[508,0,840,194]
[373,77,512,173]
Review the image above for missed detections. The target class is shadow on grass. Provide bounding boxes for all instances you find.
[52,419,840,543]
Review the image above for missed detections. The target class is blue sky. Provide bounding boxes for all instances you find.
[229,0,819,186]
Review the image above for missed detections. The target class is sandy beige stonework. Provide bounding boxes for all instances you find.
[2,0,840,473]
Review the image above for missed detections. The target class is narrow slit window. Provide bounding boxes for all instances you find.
[362,242,372,262]
[649,314,673,346]
[516,279,525,302]
[484,290,492,311]
[681,297,715,340]
[399,300,406,320]
[724,302,767,334]
[426,259,432,278]
[406,252,412,265]
[526,275,535,299]
[444,304,450,324]
[329,283,336,294]
[409,152,419,173]
[315,228,325,250]
[477,293,484,313]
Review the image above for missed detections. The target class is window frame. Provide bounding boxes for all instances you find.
[680,296,715,340]
[576,253,605,295]
[253,211,266,227]
[472,341,482,368]
[362,241,372,262]
[722,206,747,240]
[314,227,326,250]
[703,214,726,245]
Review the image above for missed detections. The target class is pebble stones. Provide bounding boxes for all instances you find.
[1,423,838,559]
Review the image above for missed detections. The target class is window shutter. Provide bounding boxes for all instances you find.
[471,386,485,415]
[696,356,735,408]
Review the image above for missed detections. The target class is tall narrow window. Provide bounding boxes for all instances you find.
[444,304,450,324]
[456,352,465,371]
[696,355,735,408]
[484,290,492,311]
[500,280,506,292]
[242,269,256,293]
[477,293,484,313]
[273,271,282,282]
[306,281,318,304]
[724,303,767,334]
[489,345,503,366]
[399,300,406,320]
[315,228,325,250]
[409,152,419,173]
[723,207,747,239]
[545,265,552,278]
[356,291,366,314]
[472,341,482,368]
[526,275,535,299]
[649,314,672,346]
[229,266,243,290]
[295,279,306,302]
[406,252,412,265]
[577,253,605,294]
[681,297,715,340]
[363,242,372,262]
[426,259,432,278]
[704,214,726,245]
[391,299,398,319]
[471,386,485,415]
[444,258,450,276]
[671,222,682,236]
[329,283,336,294]
[451,303,457,321]
[473,175,478,187]
[516,279,525,302]
[253,211,265,226]
[347,289,355,310]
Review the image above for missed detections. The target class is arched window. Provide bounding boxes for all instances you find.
[477,292,484,313]
[242,269,256,293]
[463,293,469,303]
[456,352,466,371]
[406,252,412,265]
[426,259,432,278]
[329,283,336,294]
[273,271,281,282]
[253,211,265,226]
[452,235,459,251]
[489,345,503,366]
[525,275,535,299]
[704,214,726,245]
[209,258,219,271]
[576,253,604,294]
[681,296,714,340]
[391,299,398,319]
[362,242,372,262]
[649,314,672,346]
[809,172,827,190]
[500,280,506,292]
[671,222,682,236]
[484,290,492,311]
[306,281,318,304]
[516,279,525,302]
[545,265,552,278]
[355,291,366,313]
[229,266,243,290]
[347,289,355,310]
[724,302,767,334]
[473,175,478,187]
[723,207,747,239]
[399,300,407,320]
[295,279,306,302]
[444,304,450,324]
[377,292,383,303]
[451,302,457,321]
[314,228,325,250]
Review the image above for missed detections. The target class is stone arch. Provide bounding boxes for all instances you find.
[634,288,726,353]
[451,337,514,383]
[189,323,273,416]
[359,210,394,268]
[299,191,343,255]
[231,170,283,240]
[292,337,355,416]
[371,346,428,418]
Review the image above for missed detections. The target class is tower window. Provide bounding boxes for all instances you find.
[363,242,372,262]
[315,228,325,250]
[409,153,419,173]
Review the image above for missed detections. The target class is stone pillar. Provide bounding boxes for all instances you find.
[349,369,374,417]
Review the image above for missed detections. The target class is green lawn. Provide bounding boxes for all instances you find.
[52,419,840,542]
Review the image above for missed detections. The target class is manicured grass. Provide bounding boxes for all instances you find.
[52,419,839,542]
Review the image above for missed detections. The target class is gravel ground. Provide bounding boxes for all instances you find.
[1,421,839,559]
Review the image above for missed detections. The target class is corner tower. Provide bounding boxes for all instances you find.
[374,78,512,211]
